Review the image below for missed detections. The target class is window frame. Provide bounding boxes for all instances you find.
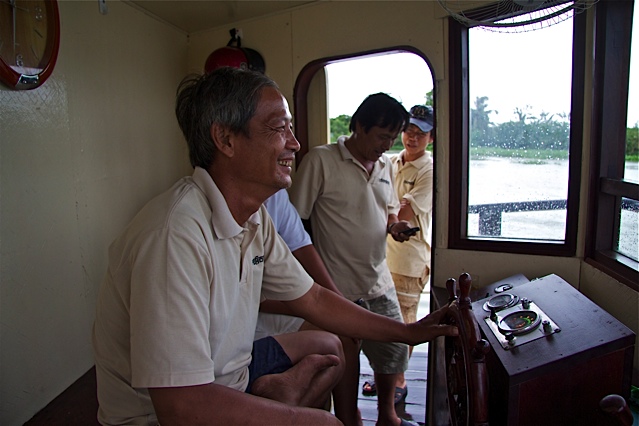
[447,9,586,257]
[586,0,639,290]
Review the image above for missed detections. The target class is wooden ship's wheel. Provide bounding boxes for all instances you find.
[442,273,490,426]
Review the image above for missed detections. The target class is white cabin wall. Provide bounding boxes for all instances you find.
[0,1,190,424]
[434,250,582,290]
[188,1,637,386]
[188,1,447,128]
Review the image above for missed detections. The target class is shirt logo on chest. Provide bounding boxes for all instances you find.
[252,255,264,265]
[379,178,390,185]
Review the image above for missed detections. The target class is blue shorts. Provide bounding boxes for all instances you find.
[245,336,292,394]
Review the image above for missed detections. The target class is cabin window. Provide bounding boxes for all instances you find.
[617,2,639,265]
[587,0,639,289]
[467,21,574,242]
[448,6,585,256]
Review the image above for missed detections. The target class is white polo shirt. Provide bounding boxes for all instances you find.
[386,150,433,280]
[290,138,400,301]
[92,167,313,426]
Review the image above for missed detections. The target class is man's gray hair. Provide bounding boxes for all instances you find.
[175,67,279,169]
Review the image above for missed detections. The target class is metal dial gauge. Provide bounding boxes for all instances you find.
[483,293,519,312]
[498,310,541,336]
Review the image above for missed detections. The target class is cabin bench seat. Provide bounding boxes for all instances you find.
[24,366,99,426]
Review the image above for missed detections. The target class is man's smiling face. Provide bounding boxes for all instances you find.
[233,87,300,194]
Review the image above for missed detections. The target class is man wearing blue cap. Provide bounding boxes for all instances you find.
[386,105,435,400]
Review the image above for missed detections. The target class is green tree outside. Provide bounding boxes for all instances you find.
[470,97,570,161]
[329,94,639,162]
[329,114,351,143]
[627,124,638,160]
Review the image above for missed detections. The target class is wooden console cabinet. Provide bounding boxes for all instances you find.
[428,274,635,426]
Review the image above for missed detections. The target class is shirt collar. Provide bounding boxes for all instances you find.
[397,150,432,167]
[191,167,261,239]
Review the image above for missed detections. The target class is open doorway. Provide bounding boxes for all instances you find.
[293,50,435,425]
[294,48,435,311]
[323,51,434,339]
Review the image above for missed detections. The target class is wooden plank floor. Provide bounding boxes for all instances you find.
[347,288,431,426]
[357,350,429,426]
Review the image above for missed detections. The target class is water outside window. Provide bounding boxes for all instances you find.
[468,16,574,242]
[617,2,639,262]
[618,198,639,262]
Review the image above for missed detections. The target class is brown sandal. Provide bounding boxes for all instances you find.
[394,386,408,405]
[362,380,376,396]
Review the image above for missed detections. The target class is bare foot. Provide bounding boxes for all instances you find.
[251,353,341,408]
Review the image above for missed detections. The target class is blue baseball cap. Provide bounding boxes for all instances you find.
[409,105,433,132]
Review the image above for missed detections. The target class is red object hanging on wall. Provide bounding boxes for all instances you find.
[204,29,265,74]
